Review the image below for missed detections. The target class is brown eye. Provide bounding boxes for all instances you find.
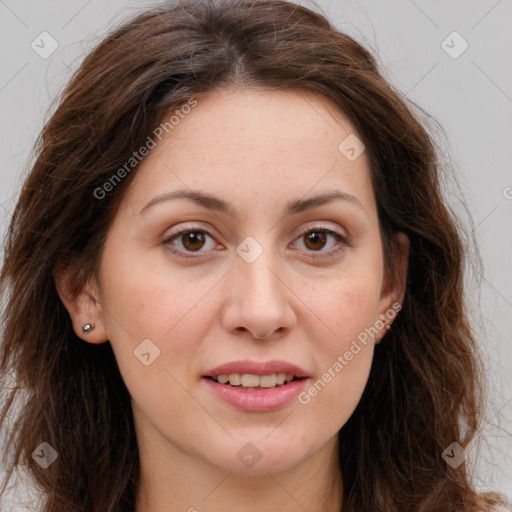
[181,231,206,251]
[303,231,328,251]
[292,227,349,261]
[162,228,218,259]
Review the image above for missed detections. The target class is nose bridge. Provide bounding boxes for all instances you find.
[238,248,280,305]
[222,235,295,338]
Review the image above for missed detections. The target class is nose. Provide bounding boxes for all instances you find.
[220,245,297,340]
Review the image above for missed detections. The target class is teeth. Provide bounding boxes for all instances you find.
[241,374,260,387]
[259,374,277,388]
[228,373,242,386]
[276,372,286,385]
[215,372,298,388]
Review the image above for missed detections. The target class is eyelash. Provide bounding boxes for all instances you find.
[161,223,350,261]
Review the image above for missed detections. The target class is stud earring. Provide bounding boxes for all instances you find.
[82,323,95,334]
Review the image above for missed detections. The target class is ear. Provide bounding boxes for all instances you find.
[54,262,108,344]
[375,231,409,343]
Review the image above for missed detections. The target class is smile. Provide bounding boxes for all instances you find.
[209,372,298,389]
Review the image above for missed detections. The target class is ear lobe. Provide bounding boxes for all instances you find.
[54,262,108,344]
[375,231,409,343]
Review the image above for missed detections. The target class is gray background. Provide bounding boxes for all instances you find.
[1,0,511,509]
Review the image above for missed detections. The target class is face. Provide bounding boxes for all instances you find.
[58,87,408,476]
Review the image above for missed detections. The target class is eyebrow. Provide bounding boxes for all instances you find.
[138,189,365,217]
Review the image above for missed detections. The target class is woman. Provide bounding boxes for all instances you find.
[0,0,509,510]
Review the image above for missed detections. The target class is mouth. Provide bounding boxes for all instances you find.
[202,360,309,411]
[205,372,305,391]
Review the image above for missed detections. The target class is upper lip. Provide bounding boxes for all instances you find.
[203,359,309,379]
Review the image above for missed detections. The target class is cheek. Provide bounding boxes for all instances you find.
[296,275,383,429]
[312,271,384,353]
[98,241,223,381]
[99,269,219,439]
[300,350,373,437]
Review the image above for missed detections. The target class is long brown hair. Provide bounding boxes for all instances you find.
[0,1,507,510]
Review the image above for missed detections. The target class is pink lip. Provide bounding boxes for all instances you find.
[203,377,308,412]
[202,359,309,412]
[203,359,309,378]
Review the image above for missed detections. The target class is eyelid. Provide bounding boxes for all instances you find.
[162,222,218,240]
[293,221,349,242]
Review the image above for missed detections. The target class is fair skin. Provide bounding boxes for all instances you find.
[56,87,409,511]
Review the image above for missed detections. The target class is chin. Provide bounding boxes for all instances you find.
[205,433,319,475]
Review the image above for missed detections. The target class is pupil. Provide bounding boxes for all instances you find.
[184,232,205,251]
[306,231,326,250]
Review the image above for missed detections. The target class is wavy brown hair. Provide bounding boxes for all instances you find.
[0,0,508,511]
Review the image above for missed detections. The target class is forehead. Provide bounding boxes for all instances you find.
[121,87,376,217]
[165,87,358,157]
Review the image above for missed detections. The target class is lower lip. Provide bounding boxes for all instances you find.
[203,377,308,412]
